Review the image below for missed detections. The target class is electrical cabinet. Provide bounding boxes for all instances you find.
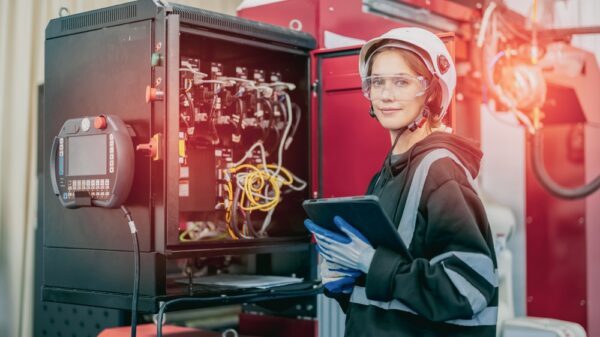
[43,0,317,313]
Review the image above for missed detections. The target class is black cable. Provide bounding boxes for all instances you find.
[276,100,288,129]
[155,294,253,337]
[244,202,258,237]
[155,286,323,337]
[232,98,246,145]
[380,129,405,188]
[186,92,196,133]
[121,205,140,337]
[208,90,220,145]
[259,97,273,141]
[528,131,600,199]
[268,100,287,154]
[230,183,244,239]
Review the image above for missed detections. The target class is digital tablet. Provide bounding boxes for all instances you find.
[302,195,411,259]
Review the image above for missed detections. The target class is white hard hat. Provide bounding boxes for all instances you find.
[358,27,456,119]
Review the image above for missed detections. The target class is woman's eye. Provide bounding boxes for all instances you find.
[372,78,385,87]
[393,78,410,87]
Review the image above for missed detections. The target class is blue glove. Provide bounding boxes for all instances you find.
[305,217,375,274]
[319,259,361,294]
[304,218,350,244]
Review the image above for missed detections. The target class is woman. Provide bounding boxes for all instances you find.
[305,27,498,337]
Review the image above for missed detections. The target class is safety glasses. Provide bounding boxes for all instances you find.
[361,74,428,101]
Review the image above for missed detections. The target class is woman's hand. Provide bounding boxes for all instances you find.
[304,217,375,274]
[319,259,361,294]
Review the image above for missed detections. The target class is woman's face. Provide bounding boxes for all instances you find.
[369,49,427,130]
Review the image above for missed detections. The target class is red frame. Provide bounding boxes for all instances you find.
[525,126,587,327]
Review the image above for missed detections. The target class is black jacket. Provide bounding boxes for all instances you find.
[326,132,498,337]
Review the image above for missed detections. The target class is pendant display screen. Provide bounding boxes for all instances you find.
[68,134,107,176]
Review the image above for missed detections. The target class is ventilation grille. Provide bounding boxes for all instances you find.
[37,302,123,337]
[174,6,260,35]
[61,4,137,32]
[172,4,315,50]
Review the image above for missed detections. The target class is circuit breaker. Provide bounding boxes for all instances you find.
[42,0,316,312]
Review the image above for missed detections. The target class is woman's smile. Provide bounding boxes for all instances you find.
[379,107,403,115]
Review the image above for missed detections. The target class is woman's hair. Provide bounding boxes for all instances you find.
[367,42,443,129]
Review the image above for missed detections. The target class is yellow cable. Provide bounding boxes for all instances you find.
[223,182,238,239]
[227,225,238,240]
[179,228,192,242]
[260,164,294,185]
[231,163,299,214]
[230,164,261,174]
[241,173,279,211]
[226,161,306,237]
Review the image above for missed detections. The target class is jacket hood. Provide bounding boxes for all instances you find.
[390,132,482,178]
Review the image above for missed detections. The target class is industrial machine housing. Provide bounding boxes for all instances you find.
[42,0,318,313]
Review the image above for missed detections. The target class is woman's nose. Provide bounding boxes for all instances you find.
[379,84,395,100]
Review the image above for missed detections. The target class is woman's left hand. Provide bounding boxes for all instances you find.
[305,216,375,274]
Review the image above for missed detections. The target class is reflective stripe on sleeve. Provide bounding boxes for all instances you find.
[430,251,498,287]
[349,286,498,326]
[443,262,488,314]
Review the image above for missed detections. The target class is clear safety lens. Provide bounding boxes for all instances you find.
[361,74,428,101]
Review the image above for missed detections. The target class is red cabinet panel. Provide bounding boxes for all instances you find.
[317,49,389,197]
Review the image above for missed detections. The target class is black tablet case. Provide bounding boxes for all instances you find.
[303,195,412,259]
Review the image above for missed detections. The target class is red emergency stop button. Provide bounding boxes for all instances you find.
[94,115,107,129]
